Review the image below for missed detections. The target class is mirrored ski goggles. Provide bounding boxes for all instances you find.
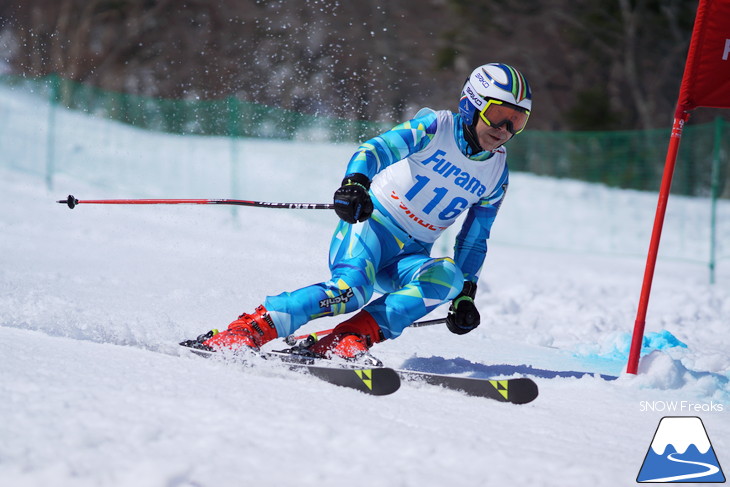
[479,99,530,135]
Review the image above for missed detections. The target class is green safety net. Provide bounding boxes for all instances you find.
[4,73,724,197]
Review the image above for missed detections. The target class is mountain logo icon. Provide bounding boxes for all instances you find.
[637,416,726,483]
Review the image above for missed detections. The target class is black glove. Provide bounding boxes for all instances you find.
[333,173,373,223]
[446,281,480,335]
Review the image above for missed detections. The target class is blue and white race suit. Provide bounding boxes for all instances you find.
[265,108,509,339]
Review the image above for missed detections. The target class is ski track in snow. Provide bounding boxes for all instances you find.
[1,87,729,486]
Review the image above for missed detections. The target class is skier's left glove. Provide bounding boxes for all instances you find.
[333,173,373,223]
[446,281,480,335]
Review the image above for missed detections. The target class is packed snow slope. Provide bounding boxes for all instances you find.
[0,86,728,487]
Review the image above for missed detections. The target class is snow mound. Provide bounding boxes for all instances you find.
[627,351,730,400]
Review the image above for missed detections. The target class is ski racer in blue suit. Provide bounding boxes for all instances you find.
[194,63,533,360]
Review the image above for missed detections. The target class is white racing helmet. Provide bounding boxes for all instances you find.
[459,63,532,134]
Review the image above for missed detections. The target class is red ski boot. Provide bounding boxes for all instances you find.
[201,305,278,352]
[307,310,384,360]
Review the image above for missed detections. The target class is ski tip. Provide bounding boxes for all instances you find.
[304,366,401,396]
[504,378,539,405]
[367,367,401,396]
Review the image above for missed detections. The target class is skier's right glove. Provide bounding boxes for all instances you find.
[333,173,373,223]
[446,281,480,335]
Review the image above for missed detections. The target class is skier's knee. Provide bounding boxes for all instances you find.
[323,277,374,313]
[416,257,464,302]
[330,266,376,303]
[339,280,374,304]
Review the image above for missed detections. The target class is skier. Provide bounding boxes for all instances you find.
[190,63,532,360]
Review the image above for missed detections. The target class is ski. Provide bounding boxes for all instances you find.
[180,342,401,396]
[289,363,400,396]
[396,370,538,405]
[180,338,537,403]
[265,349,539,404]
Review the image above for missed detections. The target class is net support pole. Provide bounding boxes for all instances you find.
[708,116,723,285]
[626,110,690,375]
[45,74,60,191]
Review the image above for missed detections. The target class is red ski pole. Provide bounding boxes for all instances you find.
[57,194,334,210]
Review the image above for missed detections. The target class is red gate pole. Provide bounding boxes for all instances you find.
[626,111,690,375]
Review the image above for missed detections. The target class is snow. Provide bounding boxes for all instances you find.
[1,85,728,487]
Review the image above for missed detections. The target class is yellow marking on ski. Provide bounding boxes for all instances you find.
[355,369,374,390]
[489,380,509,400]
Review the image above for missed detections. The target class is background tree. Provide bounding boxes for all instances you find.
[0,0,723,130]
